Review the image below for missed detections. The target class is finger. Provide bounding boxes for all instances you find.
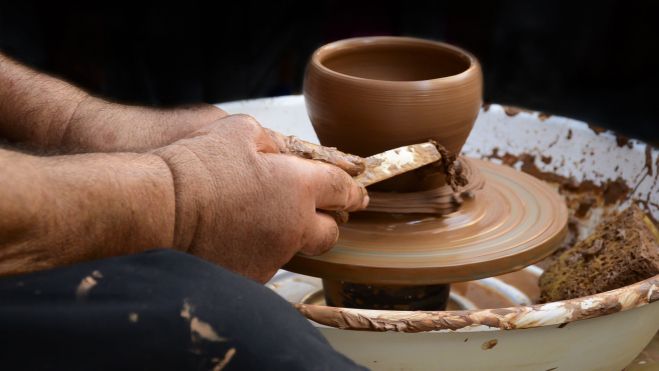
[304,160,369,211]
[299,212,340,256]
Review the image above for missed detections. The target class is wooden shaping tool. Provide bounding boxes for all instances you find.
[266,129,443,186]
[352,143,442,186]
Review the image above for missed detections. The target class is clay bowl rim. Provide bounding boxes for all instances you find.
[309,36,480,87]
[295,274,659,333]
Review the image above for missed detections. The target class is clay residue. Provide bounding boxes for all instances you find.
[481,339,498,350]
[431,140,469,192]
[646,144,654,176]
[616,134,632,148]
[588,123,608,135]
[538,112,552,121]
[267,129,366,176]
[574,195,597,218]
[294,276,659,332]
[486,149,631,205]
[75,270,103,300]
[366,156,482,215]
[181,300,226,343]
[503,105,533,117]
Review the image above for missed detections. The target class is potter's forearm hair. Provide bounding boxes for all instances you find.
[0,147,175,276]
[0,52,226,153]
[0,52,89,151]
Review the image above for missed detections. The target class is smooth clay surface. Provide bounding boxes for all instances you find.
[285,159,569,285]
[304,36,482,192]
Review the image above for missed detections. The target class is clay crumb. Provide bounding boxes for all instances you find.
[76,272,102,299]
[128,312,139,323]
[645,144,653,176]
[588,123,607,135]
[616,134,632,148]
[181,300,226,343]
[463,338,468,342]
[504,106,521,117]
[212,348,236,371]
[481,339,498,350]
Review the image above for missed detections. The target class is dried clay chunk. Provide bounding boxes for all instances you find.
[539,204,659,302]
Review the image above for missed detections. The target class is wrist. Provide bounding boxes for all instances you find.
[151,143,213,253]
[0,149,176,276]
[41,152,176,261]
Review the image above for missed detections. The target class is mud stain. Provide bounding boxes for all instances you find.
[481,339,498,350]
[181,300,226,343]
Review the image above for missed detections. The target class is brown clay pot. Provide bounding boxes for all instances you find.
[304,36,482,191]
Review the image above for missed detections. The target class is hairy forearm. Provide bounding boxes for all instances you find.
[0,53,87,149]
[62,99,227,153]
[0,52,226,153]
[0,148,175,276]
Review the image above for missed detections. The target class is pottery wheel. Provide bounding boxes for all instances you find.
[285,158,569,285]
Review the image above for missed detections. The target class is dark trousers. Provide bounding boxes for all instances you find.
[0,249,366,371]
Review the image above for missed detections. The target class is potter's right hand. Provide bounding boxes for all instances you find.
[153,114,369,283]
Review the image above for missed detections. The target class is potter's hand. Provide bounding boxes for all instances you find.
[153,114,369,283]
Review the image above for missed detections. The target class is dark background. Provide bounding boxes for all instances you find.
[1,0,657,142]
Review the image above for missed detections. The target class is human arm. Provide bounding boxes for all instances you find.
[0,114,368,281]
[0,52,226,153]
[0,148,175,275]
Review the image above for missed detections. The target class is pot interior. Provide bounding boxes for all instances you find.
[320,40,470,81]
